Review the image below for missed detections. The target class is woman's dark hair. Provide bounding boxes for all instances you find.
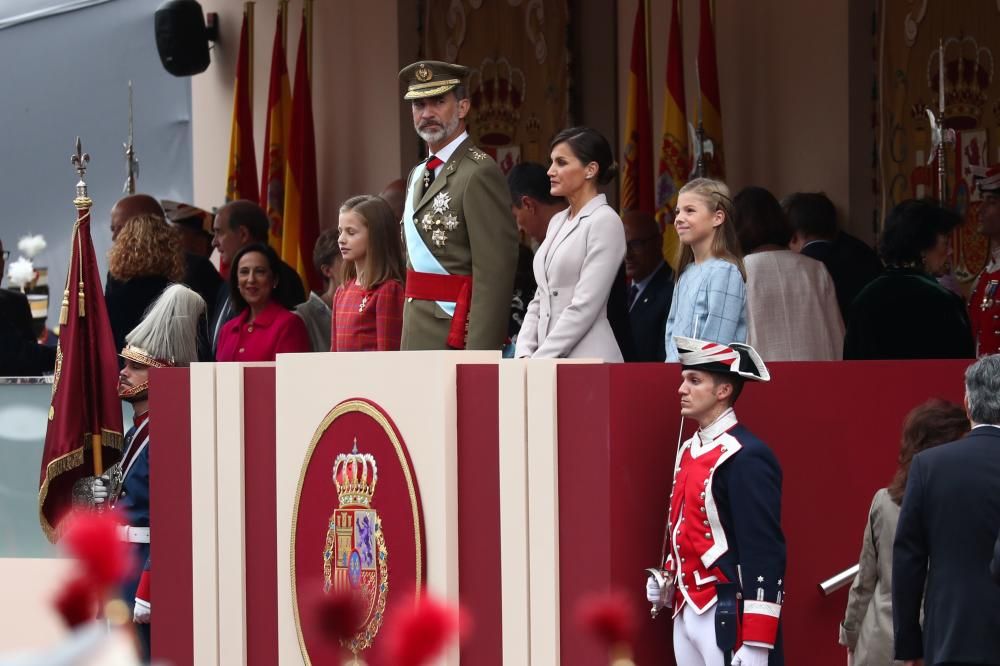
[733,186,792,253]
[229,242,286,313]
[549,126,618,185]
[508,162,564,206]
[781,192,838,240]
[878,199,961,268]
[887,398,969,505]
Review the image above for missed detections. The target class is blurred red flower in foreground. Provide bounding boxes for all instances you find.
[384,593,470,666]
[61,509,132,587]
[576,589,637,647]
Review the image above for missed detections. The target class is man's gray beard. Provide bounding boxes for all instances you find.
[416,115,460,146]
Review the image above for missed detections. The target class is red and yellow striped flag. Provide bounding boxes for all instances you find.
[282,11,322,292]
[620,0,654,214]
[697,0,725,178]
[225,7,258,203]
[260,6,291,253]
[656,0,689,268]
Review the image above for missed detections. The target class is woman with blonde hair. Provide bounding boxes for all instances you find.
[105,214,186,356]
[663,178,747,361]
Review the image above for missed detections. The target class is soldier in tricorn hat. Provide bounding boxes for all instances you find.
[396,60,519,350]
[646,337,786,666]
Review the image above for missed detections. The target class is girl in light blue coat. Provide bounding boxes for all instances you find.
[664,178,747,361]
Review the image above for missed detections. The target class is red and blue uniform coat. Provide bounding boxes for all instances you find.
[663,409,786,660]
[969,265,1000,356]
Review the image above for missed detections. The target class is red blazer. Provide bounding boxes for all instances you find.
[215,299,311,362]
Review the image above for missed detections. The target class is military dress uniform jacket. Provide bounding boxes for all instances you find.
[969,263,1000,356]
[663,409,786,662]
[401,137,519,350]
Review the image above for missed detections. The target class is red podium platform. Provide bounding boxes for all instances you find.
[148,357,968,665]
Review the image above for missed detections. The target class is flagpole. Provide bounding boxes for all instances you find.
[245,1,254,102]
[280,0,288,48]
[305,0,313,84]
[70,137,104,476]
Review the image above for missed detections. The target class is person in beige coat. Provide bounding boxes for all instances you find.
[839,399,968,666]
[515,127,625,362]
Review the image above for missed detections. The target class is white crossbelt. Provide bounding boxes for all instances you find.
[117,526,150,543]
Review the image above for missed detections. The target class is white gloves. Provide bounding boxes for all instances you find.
[646,575,664,606]
[731,644,769,666]
[133,598,150,624]
[91,478,108,505]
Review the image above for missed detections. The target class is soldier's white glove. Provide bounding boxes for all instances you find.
[646,575,665,607]
[133,598,150,624]
[71,476,108,507]
[731,644,769,666]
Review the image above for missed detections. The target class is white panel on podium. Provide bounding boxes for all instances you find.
[214,363,248,665]
[274,350,499,665]
[525,359,598,665]
[189,363,219,664]
[497,360,529,665]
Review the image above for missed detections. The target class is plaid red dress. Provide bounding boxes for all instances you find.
[331,279,404,351]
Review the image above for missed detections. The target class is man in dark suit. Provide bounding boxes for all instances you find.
[0,237,56,375]
[893,354,1000,666]
[208,200,306,357]
[623,210,674,362]
[784,192,881,320]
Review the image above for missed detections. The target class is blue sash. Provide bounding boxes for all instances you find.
[402,163,456,317]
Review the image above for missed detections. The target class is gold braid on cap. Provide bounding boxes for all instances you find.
[120,344,173,369]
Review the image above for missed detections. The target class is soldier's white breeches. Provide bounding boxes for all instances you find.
[673,603,725,666]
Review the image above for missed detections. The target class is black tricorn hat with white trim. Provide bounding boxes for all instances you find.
[675,336,770,382]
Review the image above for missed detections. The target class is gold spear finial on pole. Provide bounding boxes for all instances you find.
[71,137,92,210]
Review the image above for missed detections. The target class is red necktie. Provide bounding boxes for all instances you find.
[423,156,444,192]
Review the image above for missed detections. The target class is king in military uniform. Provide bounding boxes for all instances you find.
[646,337,786,666]
[73,284,205,663]
[397,60,519,350]
[970,165,1000,357]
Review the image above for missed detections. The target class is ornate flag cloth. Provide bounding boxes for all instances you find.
[876,2,999,286]
[283,11,322,293]
[656,0,689,269]
[422,1,570,172]
[225,8,259,204]
[697,0,725,179]
[39,204,124,542]
[261,6,292,255]
[621,0,654,214]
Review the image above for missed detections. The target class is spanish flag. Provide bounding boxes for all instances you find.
[697,0,725,178]
[656,0,689,268]
[620,0,654,214]
[260,6,291,253]
[282,11,322,292]
[225,7,259,203]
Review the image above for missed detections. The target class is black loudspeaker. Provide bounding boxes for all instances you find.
[154,0,219,77]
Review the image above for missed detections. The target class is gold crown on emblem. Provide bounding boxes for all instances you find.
[928,36,994,129]
[332,438,378,508]
[469,57,525,147]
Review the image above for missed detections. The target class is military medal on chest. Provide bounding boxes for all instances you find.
[981,279,998,311]
[420,192,460,248]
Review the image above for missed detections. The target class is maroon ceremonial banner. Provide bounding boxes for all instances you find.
[38,208,123,541]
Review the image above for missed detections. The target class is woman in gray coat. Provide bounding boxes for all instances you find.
[515,127,625,362]
[839,399,968,665]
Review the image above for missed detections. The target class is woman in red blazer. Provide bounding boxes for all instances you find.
[215,243,311,362]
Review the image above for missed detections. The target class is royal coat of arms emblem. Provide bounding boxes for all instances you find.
[322,438,388,654]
